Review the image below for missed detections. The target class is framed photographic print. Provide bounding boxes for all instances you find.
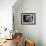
[21,13,36,25]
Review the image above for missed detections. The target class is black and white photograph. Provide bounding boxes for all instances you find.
[21,13,36,25]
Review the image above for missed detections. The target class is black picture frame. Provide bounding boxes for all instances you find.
[21,13,36,25]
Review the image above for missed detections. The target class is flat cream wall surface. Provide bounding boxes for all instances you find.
[13,0,41,46]
[41,0,46,46]
[0,0,16,29]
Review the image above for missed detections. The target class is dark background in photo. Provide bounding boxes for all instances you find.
[23,15,33,22]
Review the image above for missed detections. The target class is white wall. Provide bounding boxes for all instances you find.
[41,0,46,46]
[0,0,46,46]
[0,0,16,29]
[13,0,46,46]
[13,0,41,46]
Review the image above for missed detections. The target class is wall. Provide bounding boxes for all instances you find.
[13,0,41,46]
[0,0,45,46]
[41,0,46,46]
[0,0,16,30]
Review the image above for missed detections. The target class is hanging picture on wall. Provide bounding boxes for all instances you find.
[21,13,36,25]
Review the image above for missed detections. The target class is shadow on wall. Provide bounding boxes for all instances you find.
[12,0,24,10]
[12,0,24,33]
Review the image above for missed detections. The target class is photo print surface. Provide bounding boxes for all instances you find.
[21,13,36,25]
